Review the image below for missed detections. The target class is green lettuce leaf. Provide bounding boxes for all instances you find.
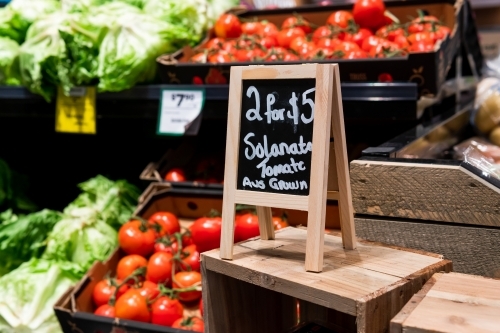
[0,209,62,276]
[0,37,21,86]
[0,258,80,333]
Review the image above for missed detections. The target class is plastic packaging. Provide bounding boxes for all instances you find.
[462,145,500,180]
[453,137,500,163]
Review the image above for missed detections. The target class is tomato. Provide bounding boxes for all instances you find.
[190,53,207,63]
[307,47,335,60]
[264,47,288,61]
[172,317,204,332]
[115,289,150,323]
[208,51,233,63]
[214,13,242,38]
[272,216,289,230]
[376,26,405,42]
[344,49,369,59]
[361,35,383,52]
[180,244,201,272]
[430,25,450,42]
[407,32,433,45]
[282,16,312,34]
[189,216,222,253]
[241,21,262,35]
[327,11,353,28]
[94,304,115,318]
[289,36,308,53]
[199,298,204,317]
[136,280,160,301]
[408,15,440,34]
[353,0,387,31]
[234,213,260,242]
[369,41,401,58]
[173,271,202,302]
[222,40,237,53]
[151,296,184,326]
[165,168,186,182]
[119,220,156,257]
[260,36,277,49]
[283,52,300,61]
[312,25,334,44]
[378,73,393,82]
[335,41,360,53]
[317,37,342,50]
[205,38,225,50]
[409,41,434,53]
[92,278,129,307]
[117,255,148,282]
[277,28,305,49]
[393,35,409,49]
[258,22,279,40]
[235,48,266,62]
[146,252,173,284]
[297,43,316,59]
[343,28,372,48]
[181,230,194,247]
[148,212,180,237]
[154,236,178,254]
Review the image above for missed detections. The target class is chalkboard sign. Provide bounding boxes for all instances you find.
[237,79,316,196]
[220,64,356,273]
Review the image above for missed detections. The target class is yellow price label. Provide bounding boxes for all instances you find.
[55,86,96,134]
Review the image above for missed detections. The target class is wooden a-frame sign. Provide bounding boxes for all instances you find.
[219,63,356,272]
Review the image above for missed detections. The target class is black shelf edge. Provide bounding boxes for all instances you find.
[0,82,418,102]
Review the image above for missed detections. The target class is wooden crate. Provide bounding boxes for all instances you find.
[391,272,500,332]
[201,227,452,333]
[355,216,500,278]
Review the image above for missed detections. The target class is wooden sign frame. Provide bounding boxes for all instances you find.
[220,64,356,272]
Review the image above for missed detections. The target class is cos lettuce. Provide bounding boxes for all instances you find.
[0,37,20,86]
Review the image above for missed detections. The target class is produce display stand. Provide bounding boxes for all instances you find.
[351,98,500,278]
[201,227,452,333]
[390,272,500,332]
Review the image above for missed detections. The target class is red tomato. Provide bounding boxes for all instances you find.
[115,290,150,323]
[118,220,156,257]
[92,279,129,307]
[430,25,450,42]
[317,37,342,50]
[189,216,222,253]
[235,48,266,62]
[199,298,204,317]
[165,168,186,182]
[136,280,160,301]
[259,22,279,39]
[409,41,434,52]
[369,41,401,58]
[378,73,393,82]
[180,244,201,272]
[172,317,204,332]
[312,25,334,43]
[407,32,433,45]
[148,212,180,237]
[307,47,335,60]
[281,16,312,34]
[234,213,260,242]
[344,49,369,59]
[283,52,300,61]
[393,35,409,49]
[289,36,308,53]
[353,0,387,31]
[214,13,242,38]
[361,35,383,52]
[408,15,440,34]
[151,296,184,326]
[335,41,360,53]
[277,28,306,49]
[272,216,289,230]
[208,51,233,63]
[190,53,207,63]
[344,28,373,48]
[117,255,147,282]
[241,21,263,35]
[376,26,405,42]
[327,11,353,28]
[205,38,225,50]
[94,304,115,318]
[260,36,277,49]
[146,252,173,284]
[173,271,202,302]
[222,40,237,53]
[264,47,288,61]
[154,236,178,254]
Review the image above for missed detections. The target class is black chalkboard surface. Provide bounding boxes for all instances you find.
[237,78,316,196]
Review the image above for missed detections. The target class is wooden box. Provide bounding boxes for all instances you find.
[201,227,451,333]
[391,272,500,332]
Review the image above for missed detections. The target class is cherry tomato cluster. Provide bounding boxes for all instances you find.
[92,212,204,332]
[190,0,451,64]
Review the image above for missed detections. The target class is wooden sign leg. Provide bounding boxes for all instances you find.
[220,197,236,260]
[256,206,274,240]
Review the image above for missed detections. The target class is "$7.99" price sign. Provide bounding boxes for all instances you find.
[157,89,205,136]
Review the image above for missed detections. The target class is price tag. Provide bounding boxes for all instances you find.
[157,89,205,136]
[55,86,96,134]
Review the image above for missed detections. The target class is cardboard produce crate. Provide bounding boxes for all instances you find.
[201,227,452,333]
[391,272,500,332]
[158,0,464,97]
